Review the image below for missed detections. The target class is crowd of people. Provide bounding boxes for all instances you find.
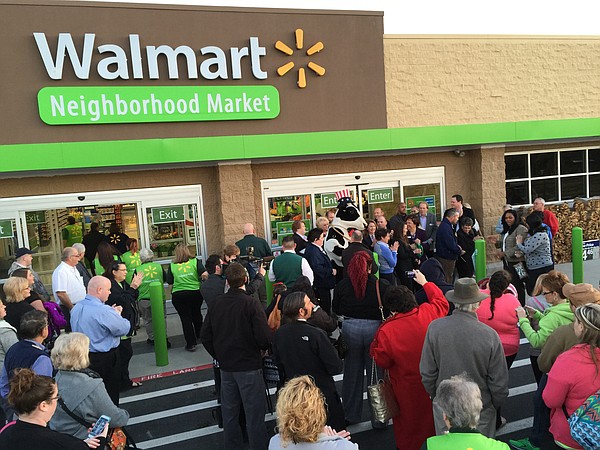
[0,196,599,450]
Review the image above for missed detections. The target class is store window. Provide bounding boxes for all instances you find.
[361,187,400,220]
[403,183,443,221]
[505,148,600,205]
[267,195,311,247]
[0,219,18,280]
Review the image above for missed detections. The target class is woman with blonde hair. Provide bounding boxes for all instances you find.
[49,332,129,439]
[2,276,35,333]
[166,244,207,351]
[269,376,356,450]
[10,268,45,312]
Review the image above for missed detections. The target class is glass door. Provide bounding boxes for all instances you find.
[359,184,400,221]
[145,204,202,263]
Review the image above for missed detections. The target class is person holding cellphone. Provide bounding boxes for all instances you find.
[0,368,108,449]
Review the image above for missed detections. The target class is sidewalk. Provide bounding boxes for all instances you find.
[128,258,600,380]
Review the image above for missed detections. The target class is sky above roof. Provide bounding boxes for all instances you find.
[79,0,600,35]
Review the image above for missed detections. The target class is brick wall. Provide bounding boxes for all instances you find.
[384,36,600,128]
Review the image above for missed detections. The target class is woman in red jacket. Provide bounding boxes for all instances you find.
[370,270,449,450]
[543,303,600,449]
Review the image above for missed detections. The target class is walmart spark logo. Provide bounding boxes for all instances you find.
[275,29,325,89]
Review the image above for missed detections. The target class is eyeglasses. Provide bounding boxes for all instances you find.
[542,291,553,296]
[47,394,61,403]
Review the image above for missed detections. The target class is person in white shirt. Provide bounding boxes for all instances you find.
[52,247,86,330]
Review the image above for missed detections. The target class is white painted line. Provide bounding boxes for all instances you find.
[509,383,537,397]
[121,380,215,404]
[519,337,529,345]
[511,358,530,368]
[496,417,533,436]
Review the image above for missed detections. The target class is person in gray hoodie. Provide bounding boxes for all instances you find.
[48,332,129,439]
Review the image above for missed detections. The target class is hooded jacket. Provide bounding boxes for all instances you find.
[0,320,18,365]
[518,301,574,349]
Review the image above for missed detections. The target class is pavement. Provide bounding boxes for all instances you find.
[128,256,600,381]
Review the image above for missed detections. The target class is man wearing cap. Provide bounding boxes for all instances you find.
[8,247,50,301]
[509,283,600,450]
[420,277,509,438]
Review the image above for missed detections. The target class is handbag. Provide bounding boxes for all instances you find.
[563,388,600,450]
[366,279,398,423]
[267,294,282,332]
[367,358,399,423]
[58,397,137,449]
[512,262,528,280]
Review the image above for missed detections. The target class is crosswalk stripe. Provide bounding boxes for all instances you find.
[508,383,537,397]
[496,417,534,436]
[121,380,215,404]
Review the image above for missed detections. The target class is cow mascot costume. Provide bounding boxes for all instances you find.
[324,189,367,281]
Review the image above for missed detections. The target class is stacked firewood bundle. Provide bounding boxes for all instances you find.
[516,199,600,264]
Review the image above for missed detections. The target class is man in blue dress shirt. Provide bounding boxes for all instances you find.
[71,276,130,406]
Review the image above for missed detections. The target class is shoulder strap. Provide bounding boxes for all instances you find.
[375,279,385,321]
[58,397,91,428]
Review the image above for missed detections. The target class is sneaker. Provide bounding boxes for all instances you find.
[185,345,197,352]
[509,438,540,450]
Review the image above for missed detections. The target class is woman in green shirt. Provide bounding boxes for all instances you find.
[121,238,142,284]
[93,241,120,276]
[166,244,206,352]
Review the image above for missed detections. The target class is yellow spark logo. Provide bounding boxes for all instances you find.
[178,261,191,273]
[144,265,158,278]
[275,29,325,89]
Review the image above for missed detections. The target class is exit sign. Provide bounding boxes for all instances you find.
[368,188,394,203]
[0,220,13,239]
[151,206,185,224]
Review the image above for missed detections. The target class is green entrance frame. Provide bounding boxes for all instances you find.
[2,117,600,173]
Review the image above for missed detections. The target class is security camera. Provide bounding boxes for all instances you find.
[77,196,85,201]
[355,175,361,180]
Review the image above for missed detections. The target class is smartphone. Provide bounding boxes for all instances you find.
[88,415,111,439]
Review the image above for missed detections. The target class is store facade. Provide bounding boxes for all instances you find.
[2,1,600,286]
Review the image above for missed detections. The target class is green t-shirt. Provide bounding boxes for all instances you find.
[426,432,510,449]
[137,261,165,300]
[62,224,83,246]
[170,258,200,293]
[121,251,142,284]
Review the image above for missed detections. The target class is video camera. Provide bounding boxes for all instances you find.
[238,246,274,270]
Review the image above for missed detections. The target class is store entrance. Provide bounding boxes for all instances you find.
[22,204,140,288]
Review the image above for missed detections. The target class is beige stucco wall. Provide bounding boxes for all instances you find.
[384,35,600,128]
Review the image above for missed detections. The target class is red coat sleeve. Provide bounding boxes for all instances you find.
[370,325,393,369]
[421,282,450,318]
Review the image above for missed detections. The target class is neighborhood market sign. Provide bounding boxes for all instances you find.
[35,33,285,125]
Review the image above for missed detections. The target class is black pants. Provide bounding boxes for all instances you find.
[171,289,203,349]
[59,303,72,332]
[530,355,544,386]
[118,338,133,389]
[89,347,121,406]
[504,260,527,306]
[314,287,332,315]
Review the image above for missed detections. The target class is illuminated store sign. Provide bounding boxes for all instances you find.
[33,30,327,125]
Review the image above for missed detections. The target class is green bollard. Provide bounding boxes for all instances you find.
[265,270,274,306]
[572,227,584,284]
[149,281,168,367]
[474,239,487,282]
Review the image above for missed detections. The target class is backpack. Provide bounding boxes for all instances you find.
[563,388,600,450]
[43,302,67,347]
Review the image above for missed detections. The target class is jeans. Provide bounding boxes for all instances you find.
[530,373,551,447]
[221,369,268,450]
[341,317,383,423]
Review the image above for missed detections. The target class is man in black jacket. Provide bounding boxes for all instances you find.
[200,263,271,450]
[303,228,336,314]
[342,230,378,277]
[272,292,345,431]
